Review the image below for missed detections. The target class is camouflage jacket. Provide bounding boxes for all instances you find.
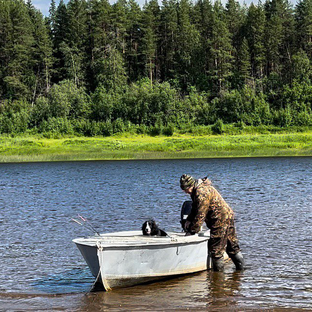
[187,177,234,233]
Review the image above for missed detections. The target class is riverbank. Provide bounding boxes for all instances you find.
[0,131,312,163]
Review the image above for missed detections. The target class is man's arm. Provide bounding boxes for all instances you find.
[189,191,210,233]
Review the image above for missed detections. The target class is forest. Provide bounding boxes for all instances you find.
[1,0,312,137]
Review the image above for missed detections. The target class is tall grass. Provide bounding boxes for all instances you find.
[0,130,311,163]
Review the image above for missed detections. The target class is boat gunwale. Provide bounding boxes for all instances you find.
[73,231,210,249]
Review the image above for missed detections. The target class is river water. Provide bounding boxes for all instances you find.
[0,157,311,310]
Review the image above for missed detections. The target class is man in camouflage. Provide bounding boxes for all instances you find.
[180,174,244,271]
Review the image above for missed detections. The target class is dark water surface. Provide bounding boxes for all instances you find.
[0,157,311,310]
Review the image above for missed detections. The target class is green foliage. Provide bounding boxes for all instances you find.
[92,47,128,91]
[212,119,225,134]
[216,86,271,125]
[163,123,175,136]
[123,78,180,126]
[39,117,74,135]
[90,86,122,121]
[47,80,90,119]
[272,108,293,127]
[0,99,31,134]
[1,0,312,137]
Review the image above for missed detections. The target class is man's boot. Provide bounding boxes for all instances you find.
[212,257,224,271]
[230,252,245,270]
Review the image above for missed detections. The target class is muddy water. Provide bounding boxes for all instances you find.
[0,157,311,310]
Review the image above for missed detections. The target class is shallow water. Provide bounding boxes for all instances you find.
[0,157,311,310]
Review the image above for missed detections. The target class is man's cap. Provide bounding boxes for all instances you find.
[180,174,195,190]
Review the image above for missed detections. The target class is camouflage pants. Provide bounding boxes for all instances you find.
[208,216,240,259]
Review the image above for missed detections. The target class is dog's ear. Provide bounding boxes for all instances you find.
[151,220,158,231]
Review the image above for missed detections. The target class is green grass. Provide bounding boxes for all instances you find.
[0,131,311,162]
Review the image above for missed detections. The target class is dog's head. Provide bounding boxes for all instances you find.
[142,219,157,235]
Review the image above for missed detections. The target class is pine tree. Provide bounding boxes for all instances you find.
[48,0,57,40]
[88,0,127,91]
[234,37,251,87]
[291,48,311,82]
[264,0,294,76]
[245,3,266,83]
[111,0,129,54]
[209,1,233,94]
[27,3,53,100]
[92,46,128,92]
[125,0,143,82]
[86,0,111,91]
[64,0,88,87]
[0,0,34,99]
[158,0,179,81]
[52,0,69,82]
[175,0,200,90]
[193,0,214,91]
[141,0,160,84]
[295,0,312,59]
[225,0,245,49]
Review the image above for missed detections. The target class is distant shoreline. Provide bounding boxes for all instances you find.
[0,132,311,163]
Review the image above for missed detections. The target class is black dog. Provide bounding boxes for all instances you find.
[142,219,168,236]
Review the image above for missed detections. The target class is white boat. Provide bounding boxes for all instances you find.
[73,230,210,290]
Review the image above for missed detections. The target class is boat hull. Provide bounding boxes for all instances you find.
[98,239,209,290]
[73,231,210,290]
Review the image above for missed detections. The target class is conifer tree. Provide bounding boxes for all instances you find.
[141,0,160,83]
[52,0,69,82]
[193,0,214,91]
[92,46,128,92]
[291,48,311,82]
[0,0,34,99]
[245,3,266,83]
[89,0,127,91]
[64,0,88,87]
[225,0,245,50]
[235,37,251,87]
[209,1,233,94]
[295,0,312,59]
[158,0,179,81]
[175,0,200,90]
[264,0,294,76]
[111,0,129,54]
[27,2,53,99]
[86,0,112,91]
[225,0,246,88]
[125,0,143,81]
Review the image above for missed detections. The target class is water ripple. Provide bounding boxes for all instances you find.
[0,157,311,310]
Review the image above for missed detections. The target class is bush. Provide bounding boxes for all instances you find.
[136,124,148,135]
[212,119,225,134]
[47,80,90,119]
[39,117,74,135]
[163,124,175,136]
[123,79,180,126]
[30,96,50,127]
[112,118,125,133]
[91,87,123,121]
[272,109,293,127]
[215,87,271,125]
[0,99,31,134]
[294,111,312,126]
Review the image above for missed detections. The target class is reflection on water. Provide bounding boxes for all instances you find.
[206,271,242,309]
[0,157,311,310]
[32,268,93,294]
[76,270,244,311]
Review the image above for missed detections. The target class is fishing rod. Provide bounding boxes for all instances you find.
[77,214,100,236]
[71,218,94,233]
[71,215,100,236]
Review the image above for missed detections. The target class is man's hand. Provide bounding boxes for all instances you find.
[184,220,191,231]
